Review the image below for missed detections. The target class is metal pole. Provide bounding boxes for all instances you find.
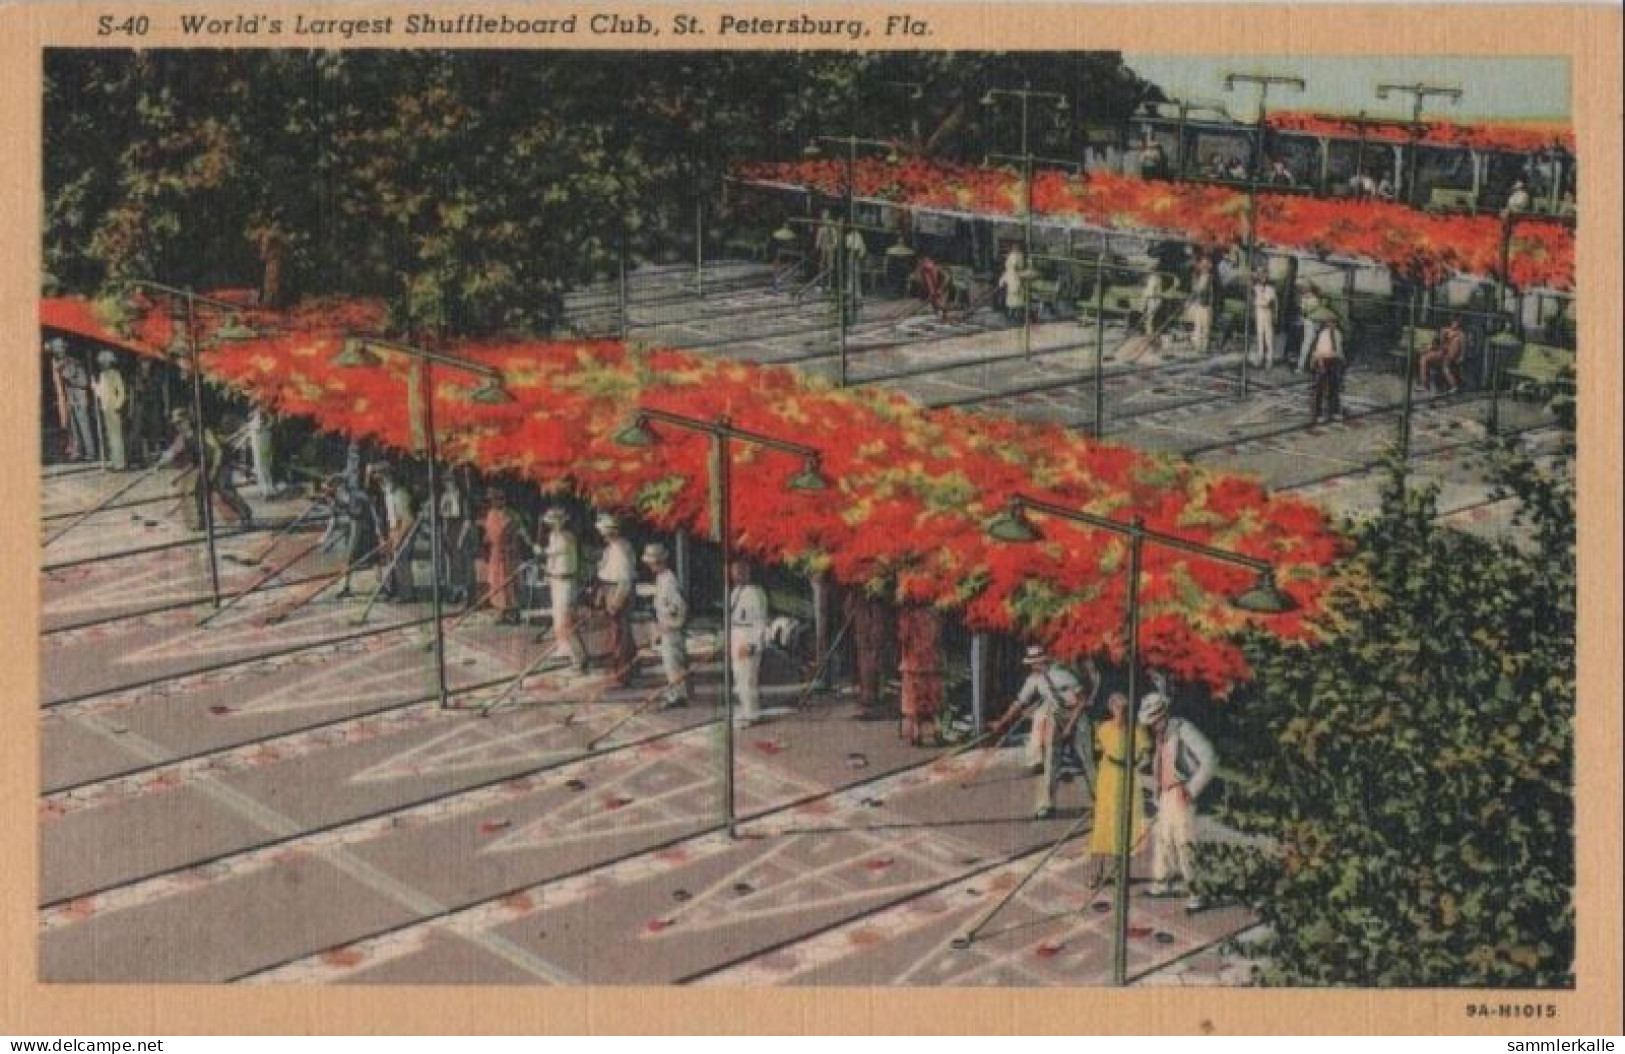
[1021,95,1034,360]
[696,196,705,298]
[839,145,853,387]
[1489,220,1514,436]
[186,295,222,608]
[1400,286,1419,471]
[618,243,629,340]
[1111,521,1144,987]
[715,430,737,838]
[1093,251,1107,438]
[420,360,450,710]
[969,632,988,737]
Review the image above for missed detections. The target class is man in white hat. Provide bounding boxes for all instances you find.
[1502,180,1531,218]
[92,350,129,470]
[541,507,589,675]
[1139,691,1219,912]
[50,340,96,462]
[727,558,769,726]
[642,542,688,709]
[595,513,638,686]
[993,646,1099,820]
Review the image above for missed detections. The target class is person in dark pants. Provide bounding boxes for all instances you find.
[847,587,894,720]
[1308,309,1346,424]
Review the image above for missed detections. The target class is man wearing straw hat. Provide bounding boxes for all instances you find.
[595,513,638,686]
[642,542,689,709]
[541,507,589,675]
[1307,306,1347,424]
[994,645,1098,820]
[49,339,96,463]
[1139,691,1218,913]
[92,350,129,471]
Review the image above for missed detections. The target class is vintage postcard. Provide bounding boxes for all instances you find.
[1,1,1619,1036]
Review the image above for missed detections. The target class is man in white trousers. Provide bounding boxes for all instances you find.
[1140,691,1219,913]
[541,507,589,675]
[642,543,689,709]
[1251,273,1279,369]
[92,351,129,471]
[727,559,769,727]
[595,513,638,686]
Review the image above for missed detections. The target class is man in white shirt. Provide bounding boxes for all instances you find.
[1187,259,1213,353]
[1251,274,1279,369]
[1308,310,1347,423]
[1140,692,1219,913]
[642,543,688,709]
[595,513,638,686]
[542,507,589,674]
[373,466,417,600]
[92,351,128,471]
[994,646,1099,819]
[727,559,769,726]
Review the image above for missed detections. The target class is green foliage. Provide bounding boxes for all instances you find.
[1200,446,1575,987]
[44,51,1156,334]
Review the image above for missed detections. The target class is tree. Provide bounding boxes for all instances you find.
[1197,443,1575,987]
[44,50,1158,334]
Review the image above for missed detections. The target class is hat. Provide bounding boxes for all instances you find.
[170,408,192,423]
[641,542,669,565]
[1137,692,1170,725]
[96,350,117,366]
[1020,645,1051,666]
[541,507,568,526]
[595,513,619,533]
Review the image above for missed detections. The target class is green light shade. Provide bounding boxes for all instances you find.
[885,242,917,259]
[470,378,514,404]
[786,458,829,492]
[979,92,998,106]
[802,142,823,158]
[1489,330,1525,351]
[212,320,259,342]
[1055,95,1071,112]
[1307,306,1341,324]
[885,150,901,164]
[987,505,1040,543]
[613,416,657,447]
[1231,571,1298,614]
[772,225,798,244]
[332,337,383,368]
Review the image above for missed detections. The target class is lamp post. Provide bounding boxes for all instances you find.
[614,407,829,838]
[987,494,1296,987]
[983,86,1070,359]
[1486,327,1522,438]
[1375,81,1462,208]
[774,211,911,387]
[1225,73,1305,400]
[332,335,513,710]
[1399,284,1422,477]
[122,280,259,608]
[801,135,904,386]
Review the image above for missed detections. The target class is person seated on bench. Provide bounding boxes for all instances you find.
[1417,317,1467,395]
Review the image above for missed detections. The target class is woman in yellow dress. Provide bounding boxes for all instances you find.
[1090,692,1150,883]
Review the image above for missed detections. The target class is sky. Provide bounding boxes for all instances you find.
[1120,56,1571,123]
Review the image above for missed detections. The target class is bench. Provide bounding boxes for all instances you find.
[1502,342,1576,401]
[1075,283,1146,326]
[1427,187,1479,214]
[1385,326,1438,369]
